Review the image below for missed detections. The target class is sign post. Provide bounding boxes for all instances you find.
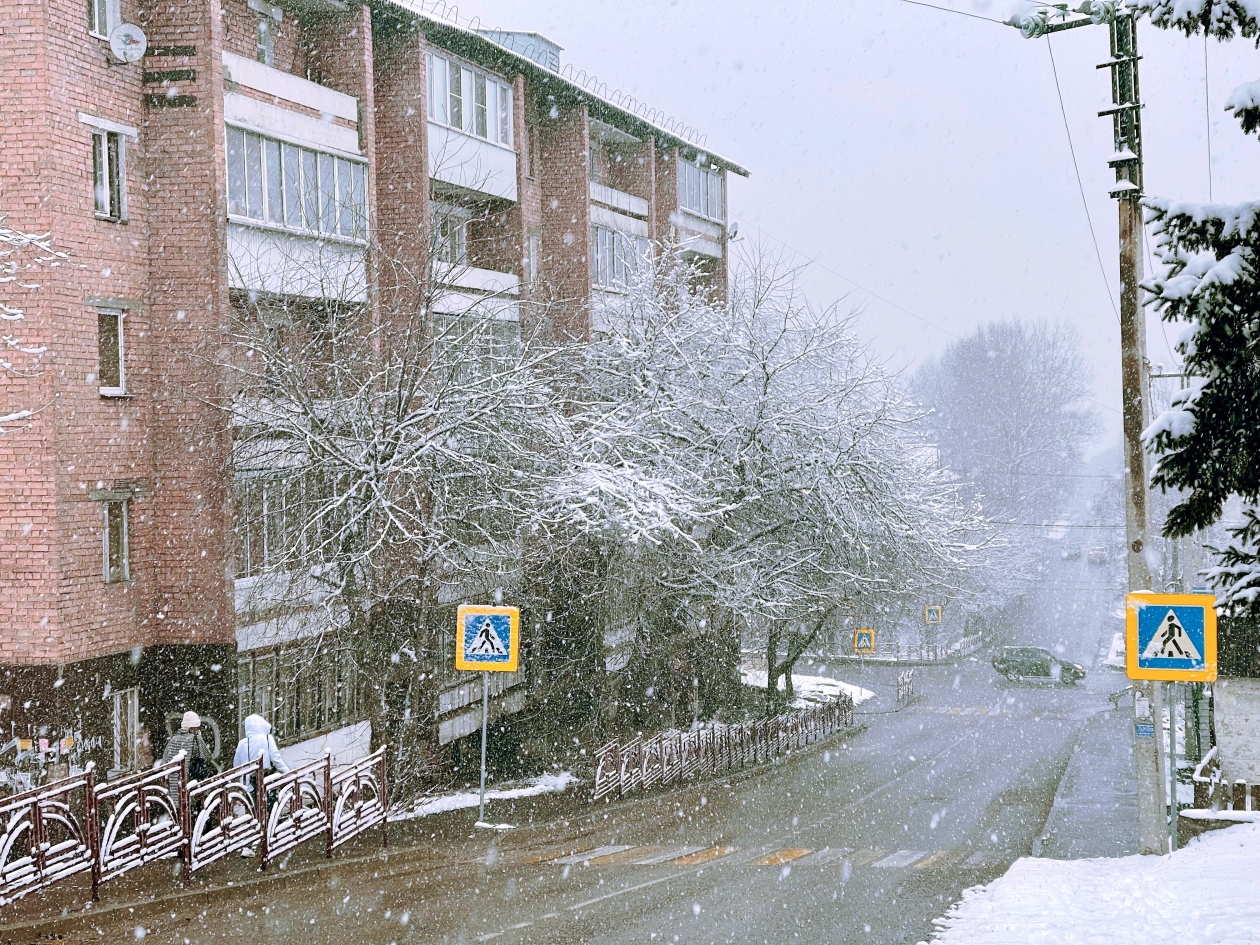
[1125,593,1217,852]
[456,604,520,824]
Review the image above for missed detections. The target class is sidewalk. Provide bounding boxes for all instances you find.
[1034,706,1139,859]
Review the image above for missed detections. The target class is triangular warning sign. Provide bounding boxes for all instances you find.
[468,618,508,657]
[1141,609,1202,661]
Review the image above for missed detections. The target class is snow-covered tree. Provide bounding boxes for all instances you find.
[542,246,998,715]
[911,319,1098,527]
[1,217,60,429]
[1137,0,1260,611]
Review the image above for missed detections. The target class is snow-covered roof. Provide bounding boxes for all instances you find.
[377,0,750,178]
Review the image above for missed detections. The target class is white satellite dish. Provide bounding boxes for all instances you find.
[727,221,739,240]
[108,23,148,63]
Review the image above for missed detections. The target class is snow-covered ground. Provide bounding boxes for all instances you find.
[740,668,875,706]
[389,771,578,821]
[929,822,1260,945]
[1102,631,1125,668]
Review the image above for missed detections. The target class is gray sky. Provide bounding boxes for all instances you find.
[465,0,1256,450]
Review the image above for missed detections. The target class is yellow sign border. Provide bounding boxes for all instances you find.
[1124,593,1217,682]
[853,628,876,654]
[456,604,520,672]
[924,605,943,625]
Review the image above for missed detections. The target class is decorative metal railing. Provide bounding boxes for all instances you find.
[0,747,388,907]
[897,669,915,707]
[0,767,95,907]
[592,696,854,802]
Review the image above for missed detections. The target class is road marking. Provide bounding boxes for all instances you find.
[517,846,592,865]
[550,845,631,865]
[568,870,688,911]
[912,849,965,869]
[748,847,813,866]
[871,849,930,868]
[949,707,962,714]
[796,846,853,865]
[846,849,889,867]
[671,845,738,866]
[630,846,705,865]
[585,846,660,866]
[959,707,977,715]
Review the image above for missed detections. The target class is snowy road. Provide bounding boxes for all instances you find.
[38,659,1118,945]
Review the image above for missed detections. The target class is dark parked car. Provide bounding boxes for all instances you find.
[992,646,1085,684]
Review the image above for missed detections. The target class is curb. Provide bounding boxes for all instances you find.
[1031,707,1108,857]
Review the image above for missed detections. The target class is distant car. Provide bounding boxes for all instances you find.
[1088,545,1108,565]
[1061,545,1082,561]
[991,646,1085,684]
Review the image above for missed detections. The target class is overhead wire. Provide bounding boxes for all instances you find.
[1046,36,1122,326]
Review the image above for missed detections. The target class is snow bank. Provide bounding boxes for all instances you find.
[389,771,578,821]
[928,822,1260,945]
[740,668,874,706]
[1102,632,1125,668]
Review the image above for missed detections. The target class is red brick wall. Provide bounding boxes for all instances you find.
[372,24,430,316]
[140,0,234,648]
[221,0,304,75]
[537,102,591,340]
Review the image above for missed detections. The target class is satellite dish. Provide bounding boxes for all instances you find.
[109,23,148,63]
[727,222,739,240]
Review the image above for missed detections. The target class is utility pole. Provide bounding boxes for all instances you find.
[1011,2,1166,854]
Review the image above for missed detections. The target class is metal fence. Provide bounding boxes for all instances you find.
[592,697,854,802]
[896,669,915,707]
[0,747,388,907]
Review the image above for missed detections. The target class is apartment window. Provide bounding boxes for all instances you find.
[226,127,367,241]
[425,51,513,147]
[255,14,275,66]
[238,646,360,743]
[103,499,129,583]
[433,207,469,266]
[88,0,118,38]
[591,226,650,288]
[526,230,541,283]
[235,473,315,579]
[679,158,724,222]
[98,308,126,394]
[112,687,139,773]
[93,130,125,221]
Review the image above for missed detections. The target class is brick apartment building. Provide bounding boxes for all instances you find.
[0,0,746,790]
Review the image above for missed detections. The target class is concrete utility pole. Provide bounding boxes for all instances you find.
[1011,2,1166,854]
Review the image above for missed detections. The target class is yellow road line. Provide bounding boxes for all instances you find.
[586,846,661,866]
[671,845,738,866]
[748,847,814,866]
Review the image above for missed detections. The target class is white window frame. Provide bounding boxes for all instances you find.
[678,157,725,223]
[80,115,137,222]
[112,687,139,773]
[88,0,120,39]
[225,126,368,244]
[103,498,130,583]
[433,203,471,266]
[591,225,649,289]
[425,50,513,149]
[97,307,126,396]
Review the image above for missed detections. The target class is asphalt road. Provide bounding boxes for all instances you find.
[39,656,1124,945]
[31,513,1128,945]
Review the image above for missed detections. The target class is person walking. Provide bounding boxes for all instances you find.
[158,711,212,803]
[233,713,290,857]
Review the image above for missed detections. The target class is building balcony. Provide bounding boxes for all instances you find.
[589,181,649,219]
[428,124,519,202]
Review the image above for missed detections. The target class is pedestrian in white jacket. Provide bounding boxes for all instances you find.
[233,713,291,775]
[233,713,289,858]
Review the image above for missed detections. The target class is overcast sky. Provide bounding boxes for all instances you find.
[462,0,1255,452]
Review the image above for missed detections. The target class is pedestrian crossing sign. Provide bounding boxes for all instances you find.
[456,604,520,672]
[853,629,876,654]
[1125,593,1216,682]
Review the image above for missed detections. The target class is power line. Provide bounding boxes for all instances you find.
[750,222,1123,416]
[900,0,1008,26]
[1204,33,1214,201]
[1046,36,1121,326]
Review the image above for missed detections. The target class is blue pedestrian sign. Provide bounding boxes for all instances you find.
[456,604,520,672]
[853,629,876,654]
[1125,593,1216,682]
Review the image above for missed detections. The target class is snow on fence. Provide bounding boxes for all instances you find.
[1192,746,1260,812]
[896,669,915,707]
[0,747,388,907]
[592,696,854,802]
